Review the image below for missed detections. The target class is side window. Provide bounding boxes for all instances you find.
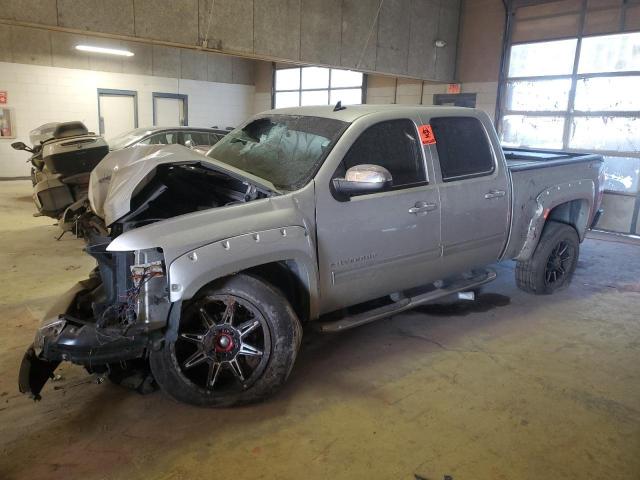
[209,133,223,146]
[430,116,494,182]
[341,119,426,188]
[185,132,209,145]
[147,133,167,145]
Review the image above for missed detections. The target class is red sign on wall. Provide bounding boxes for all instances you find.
[0,91,6,104]
[447,84,461,94]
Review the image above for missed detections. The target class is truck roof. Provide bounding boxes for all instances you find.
[265,104,479,123]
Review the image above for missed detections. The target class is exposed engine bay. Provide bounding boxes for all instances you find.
[115,163,271,231]
[20,146,277,399]
[87,144,276,231]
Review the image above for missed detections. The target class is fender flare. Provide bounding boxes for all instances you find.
[167,226,319,318]
[515,180,595,261]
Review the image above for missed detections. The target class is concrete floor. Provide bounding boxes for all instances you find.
[1,179,639,480]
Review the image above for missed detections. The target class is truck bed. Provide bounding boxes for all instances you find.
[502,147,604,260]
[504,148,602,171]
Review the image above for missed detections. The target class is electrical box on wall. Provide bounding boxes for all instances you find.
[0,107,14,138]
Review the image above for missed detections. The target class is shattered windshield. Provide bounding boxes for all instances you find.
[207,115,348,190]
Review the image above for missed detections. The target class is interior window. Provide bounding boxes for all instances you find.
[209,133,223,146]
[341,119,426,188]
[430,117,494,181]
[147,133,168,145]
[185,132,209,145]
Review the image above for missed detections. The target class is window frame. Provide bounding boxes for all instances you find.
[272,65,366,109]
[331,118,429,201]
[497,3,640,234]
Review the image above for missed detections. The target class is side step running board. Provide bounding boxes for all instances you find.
[317,268,497,333]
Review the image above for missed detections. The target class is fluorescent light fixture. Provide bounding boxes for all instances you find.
[75,45,134,57]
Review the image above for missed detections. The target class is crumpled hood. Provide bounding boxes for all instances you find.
[89,145,178,225]
[88,144,276,226]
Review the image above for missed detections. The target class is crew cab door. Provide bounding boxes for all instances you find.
[315,118,443,314]
[428,115,510,274]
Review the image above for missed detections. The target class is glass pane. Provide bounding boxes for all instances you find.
[301,67,329,90]
[569,116,640,152]
[343,119,425,186]
[501,115,565,149]
[275,68,300,91]
[208,115,348,190]
[431,117,494,181]
[301,90,328,106]
[602,156,640,193]
[508,39,577,77]
[505,79,571,111]
[330,69,363,88]
[574,76,640,111]
[329,88,362,105]
[578,32,640,74]
[275,91,299,108]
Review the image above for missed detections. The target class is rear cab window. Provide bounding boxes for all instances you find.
[429,116,495,182]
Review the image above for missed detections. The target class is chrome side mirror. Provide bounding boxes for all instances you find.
[333,164,393,197]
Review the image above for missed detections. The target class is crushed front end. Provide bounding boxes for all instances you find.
[18,237,171,400]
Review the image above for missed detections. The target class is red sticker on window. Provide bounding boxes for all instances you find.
[418,124,436,145]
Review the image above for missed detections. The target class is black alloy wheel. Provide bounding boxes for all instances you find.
[174,294,271,393]
[150,274,302,407]
[544,240,575,287]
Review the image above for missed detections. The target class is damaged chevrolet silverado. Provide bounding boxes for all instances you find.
[19,105,604,407]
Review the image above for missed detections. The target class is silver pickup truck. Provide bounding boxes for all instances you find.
[19,105,604,407]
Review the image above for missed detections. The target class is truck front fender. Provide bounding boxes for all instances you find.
[167,226,319,317]
[515,180,595,261]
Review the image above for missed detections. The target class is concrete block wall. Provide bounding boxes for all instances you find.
[0,24,256,85]
[0,62,255,177]
[366,74,500,123]
[461,82,499,122]
[253,61,274,114]
[0,0,461,82]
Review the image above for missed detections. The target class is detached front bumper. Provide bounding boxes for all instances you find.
[20,239,171,400]
[18,277,149,400]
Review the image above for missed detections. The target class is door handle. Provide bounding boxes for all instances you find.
[484,189,506,199]
[409,201,437,214]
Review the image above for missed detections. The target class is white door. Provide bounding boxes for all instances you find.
[99,94,136,139]
[154,97,185,126]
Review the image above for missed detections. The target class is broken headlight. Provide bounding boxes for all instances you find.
[34,317,66,355]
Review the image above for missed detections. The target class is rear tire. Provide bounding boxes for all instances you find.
[150,274,302,407]
[516,221,579,295]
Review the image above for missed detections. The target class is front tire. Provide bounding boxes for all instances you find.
[516,221,579,295]
[150,274,302,407]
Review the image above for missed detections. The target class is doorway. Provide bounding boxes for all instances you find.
[153,93,188,127]
[97,89,138,139]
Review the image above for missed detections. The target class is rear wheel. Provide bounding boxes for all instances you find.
[150,274,301,407]
[516,221,579,295]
